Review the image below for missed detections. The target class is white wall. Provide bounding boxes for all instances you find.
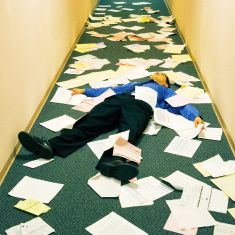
[166,0,235,153]
[0,0,98,180]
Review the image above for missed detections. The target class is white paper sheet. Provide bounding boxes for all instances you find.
[87,130,130,158]
[50,87,86,105]
[143,119,162,135]
[135,86,157,109]
[166,199,216,229]
[180,183,228,213]
[160,170,208,190]
[57,70,115,89]
[8,176,64,203]
[163,213,198,235]
[39,115,77,132]
[165,94,192,107]
[23,158,54,168]
[87,138,109,159]
[200,154,235,177]
[132,2,151,5]
[5,217,55,235]
[191,92,212,104]
[88,173,121,197]
[86,212,148,235]
[119,176,173,208]
[164,136,201,158]
[213,222,235,235]
[198,127,223,141]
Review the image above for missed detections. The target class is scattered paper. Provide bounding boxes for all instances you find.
[39,115,77,132]
[160,170,208,190]
[172,54,192,63]
[14,198,51,216]
[5,217,55,235]
[143,119,162,135]
[191,92,212,104]
[166,199,216,229]
[87,130,130,158]
[113,137,142,164]
[124,44,150,53]
[23,158,54,168]
[200,154,235,178]
[164,213,198,235]
[164,44,185,54]
[193,162,211,177]
[165,94,192,107]
[180,184,228,213]
[8,176,64,203]
[198,127,223,141]
[228,208,235,219]
[132,2,151,5]
[119,176,173,208]
[57,70,116,89]
[211,173,235,201]
[176,86,204,99]
[74,42,106,53]
[50,87,86,105]
[164,136,201,158]
[214,222,235,235]
[88,173,121,197]
[86,211,148,235]
[135,86,157,109]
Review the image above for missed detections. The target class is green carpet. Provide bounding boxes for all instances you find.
[0,0,234,234]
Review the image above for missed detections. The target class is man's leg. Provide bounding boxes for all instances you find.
[19,97,121,158]
[96,95,153,181]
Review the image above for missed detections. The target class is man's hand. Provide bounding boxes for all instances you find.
[194,116,204,127]
[71,88,85,96]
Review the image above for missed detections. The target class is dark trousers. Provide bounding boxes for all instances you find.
[49,94,153,168]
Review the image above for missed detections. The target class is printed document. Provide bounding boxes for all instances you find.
[119,176,173,208]
[180,184,228,213]
[164,136,201,158]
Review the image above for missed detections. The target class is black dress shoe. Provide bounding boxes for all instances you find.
[18,131,53,159]
[99,160,139,181]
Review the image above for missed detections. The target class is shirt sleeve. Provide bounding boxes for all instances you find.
[84,82,144,97]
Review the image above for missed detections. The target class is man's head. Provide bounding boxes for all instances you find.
[150,72,170,88]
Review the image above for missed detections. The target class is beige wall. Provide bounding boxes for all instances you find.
[0,0,98,179]
[166,0,235,153]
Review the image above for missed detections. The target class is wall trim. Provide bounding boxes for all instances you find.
[164,0,235,156]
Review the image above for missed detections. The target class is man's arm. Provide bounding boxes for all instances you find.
[71,81,146,97]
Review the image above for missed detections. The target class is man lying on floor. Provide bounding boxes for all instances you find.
[18,73,203,182]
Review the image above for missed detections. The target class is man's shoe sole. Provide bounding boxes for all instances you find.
[99,162,138,181]
[18,132,53,159]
